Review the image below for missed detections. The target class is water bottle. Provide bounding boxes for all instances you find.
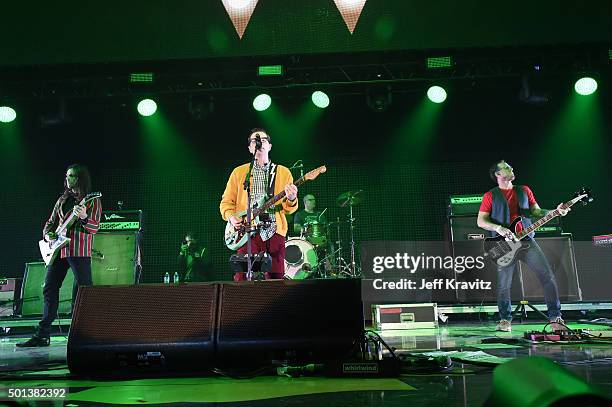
[173,272,179,284]
[163,272,170,284]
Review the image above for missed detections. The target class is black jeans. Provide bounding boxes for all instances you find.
[38,257,92,336]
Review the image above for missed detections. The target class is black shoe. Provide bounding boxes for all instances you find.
[16,335,50,347]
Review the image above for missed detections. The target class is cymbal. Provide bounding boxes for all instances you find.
[336,190,364,207]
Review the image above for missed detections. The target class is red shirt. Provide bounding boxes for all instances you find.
[480,185,537,233]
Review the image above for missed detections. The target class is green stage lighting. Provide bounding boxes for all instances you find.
[137,99,157,117]
[574,77,598,96]
[0,106,17,123]
[253,94,271,111]
[311,91,330,108]
[427,86,447,103]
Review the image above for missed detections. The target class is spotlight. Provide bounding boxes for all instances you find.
[253,94,271,111]
[366,87,392,112]
[574,77,598,96]
[137,99,157,117]
[427,86,447,104]
[311,91,330,109]
[0,106,17,123]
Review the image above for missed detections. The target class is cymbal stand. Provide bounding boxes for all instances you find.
[347,202,359,277]
[331,217,352,277]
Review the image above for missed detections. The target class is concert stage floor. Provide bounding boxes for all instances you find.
[1,320,612,406]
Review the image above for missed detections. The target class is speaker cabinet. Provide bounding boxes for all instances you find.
[20,262,74,316]
[519,234,581,302]
[67,283,217,374]
[449,216,487,242]
[216,279,363,367]
[91,232,140,285]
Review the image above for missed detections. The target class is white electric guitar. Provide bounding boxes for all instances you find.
[38,192,102,266]
[224,166,326,250]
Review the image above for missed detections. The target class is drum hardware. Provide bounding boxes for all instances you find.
[333,190,363,278]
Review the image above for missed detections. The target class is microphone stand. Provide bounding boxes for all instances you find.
[244,153,256,281]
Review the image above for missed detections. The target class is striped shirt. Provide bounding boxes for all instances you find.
[43,194,102,258]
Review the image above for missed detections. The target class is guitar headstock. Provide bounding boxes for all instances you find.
[574,187,593,206]
[83,192,102,203]
[304,165,327,182]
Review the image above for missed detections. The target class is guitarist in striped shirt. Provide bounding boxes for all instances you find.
[17,164,102,347]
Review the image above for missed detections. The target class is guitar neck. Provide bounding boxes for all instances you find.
[516,194,585,239]
[253,175,308,218]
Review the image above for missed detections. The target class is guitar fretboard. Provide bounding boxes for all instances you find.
[253,175,308,218]
[516,194,586,240]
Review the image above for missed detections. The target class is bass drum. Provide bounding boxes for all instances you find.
[284,238,318,279]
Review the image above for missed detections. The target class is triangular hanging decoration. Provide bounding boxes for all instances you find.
[221,0,260,39]
[333,0,367,34]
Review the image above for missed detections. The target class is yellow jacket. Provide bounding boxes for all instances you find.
[220,163,298,237]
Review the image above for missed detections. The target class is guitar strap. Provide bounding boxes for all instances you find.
[267,163,277,199]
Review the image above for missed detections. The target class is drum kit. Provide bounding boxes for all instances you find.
[284,190,363,280]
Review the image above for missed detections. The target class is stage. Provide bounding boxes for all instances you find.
[2,307,612,406]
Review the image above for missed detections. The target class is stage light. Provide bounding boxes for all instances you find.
[258,65,283,76]
[137,99,157,117]
[427,86,447,103]
[574,77,598,96]
[130,72,154,83]
[253,94,271,111]
[311,91,330,109]
[0,106,17,123]
[427,56,453,69]
[227,0,253,9]
[367,87,392,112]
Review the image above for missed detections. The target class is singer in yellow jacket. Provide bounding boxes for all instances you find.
[220,129,298,280]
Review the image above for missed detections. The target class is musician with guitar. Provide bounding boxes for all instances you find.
[476,160,569,333]
[221,128,299,281]
[17,164,102,347]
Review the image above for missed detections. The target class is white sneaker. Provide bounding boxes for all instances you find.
[496,320,512,332]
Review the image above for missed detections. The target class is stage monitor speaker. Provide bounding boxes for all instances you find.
[67,283,217,374]
[91,232,140,285]
[518,234,581,302]
[20,262,74,316]
[451,240,523,303]
[216,279,364,368]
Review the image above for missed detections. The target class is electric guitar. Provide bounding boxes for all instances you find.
[224,165,327,250]
[38,192,102,266]
[483,187,592,267]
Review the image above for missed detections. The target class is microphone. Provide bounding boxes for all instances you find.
[255,134,262,151]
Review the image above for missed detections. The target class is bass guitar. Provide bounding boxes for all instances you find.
[483,187,592,267]
[224,166,326,250]
[39,192,102,266]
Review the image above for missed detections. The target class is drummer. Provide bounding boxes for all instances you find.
[293,194,327,237]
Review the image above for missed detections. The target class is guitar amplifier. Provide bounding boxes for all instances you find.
[448,194,483,216]
[0,278,20,316]
[99,210,142,231]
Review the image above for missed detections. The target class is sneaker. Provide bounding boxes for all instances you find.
[496,320,512,332]
[16,335,50,347]
[549,317,569,332]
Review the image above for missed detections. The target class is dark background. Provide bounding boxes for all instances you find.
[0,1,610,290]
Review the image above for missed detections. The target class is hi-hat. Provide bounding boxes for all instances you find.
[336,190,363,207]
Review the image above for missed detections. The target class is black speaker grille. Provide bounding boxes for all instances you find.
[217,279,363,351]
[70,284,217,344]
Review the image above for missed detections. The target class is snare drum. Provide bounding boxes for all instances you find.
[284,238,318,279]
[304,221,327,246]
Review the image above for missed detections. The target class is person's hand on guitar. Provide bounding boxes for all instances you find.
[230,215,244,230]
[557,203,570,217]
[285,184,298,201]
[45,232,58,242]
[496,225,518,242]
[72,204,88,219]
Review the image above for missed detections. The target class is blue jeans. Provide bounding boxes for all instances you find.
[38,257,92,336]
[497,238,561,321]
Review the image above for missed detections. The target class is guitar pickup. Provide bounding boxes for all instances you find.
[467,234,485,240]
